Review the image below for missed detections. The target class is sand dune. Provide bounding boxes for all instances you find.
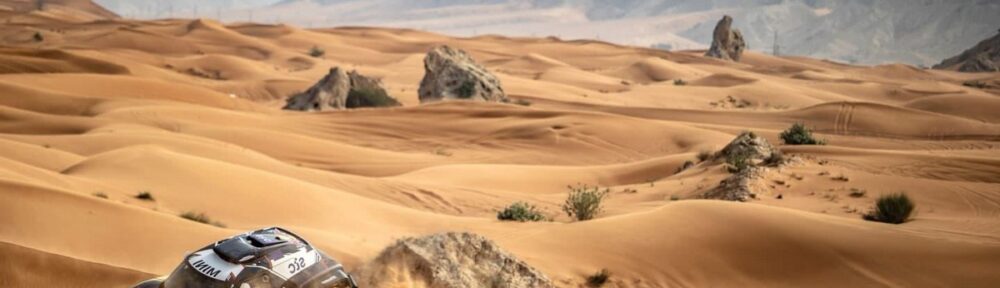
[0,3,999,288]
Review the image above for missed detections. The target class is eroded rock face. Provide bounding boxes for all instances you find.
[719,131,775,162]
[703,132,778,202]
[284,67,399,111]
[934,31,1000,73]
[703,166,768,201]
[418,46,507,103]
[958,53,999,72]
[704,15,747,62]
[357,232,554,288]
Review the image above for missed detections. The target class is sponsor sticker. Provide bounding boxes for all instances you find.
[187,249,245,281]
[271,248,319,279]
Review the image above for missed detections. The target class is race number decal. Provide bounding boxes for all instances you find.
[188,249,245,281]
[272,248,319,279]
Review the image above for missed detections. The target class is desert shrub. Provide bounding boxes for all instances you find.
[780,122,825,145]
[763,150,785,166]
[497,202,545,222]
[562,184,609,221]
[514,98,532,106]
[180,211,227,228]
[345,87,400,108]
[673,79,687,86]
[848,188,867,198]
[33,32,43,42]
[863,193,915,224]
[456,80,477,99]
[696,150,713,162]
[308,46,325,58]
[135,191,154,201]
[725,150,751,173]
[93,192,108,199]
[586,268,611,287]
[675,160,695,174]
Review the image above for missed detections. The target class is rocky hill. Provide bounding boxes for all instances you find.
[934,30,1000,72]
[108,0,1000,66]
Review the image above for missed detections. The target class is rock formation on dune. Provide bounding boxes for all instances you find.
[703,132,777,202]
[284,67,400,111]
[719,131,775,162]
[934,30,1000,72]
[704,15,747,62]
[703,166,768,202]
[418,45,507,103]
[357,232,554,288]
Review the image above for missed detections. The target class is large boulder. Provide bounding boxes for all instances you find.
[284,67,400,111]
[934,30,1000,73]
[356,232,554,288]
[704,15,747,62]
[418,46,507,103]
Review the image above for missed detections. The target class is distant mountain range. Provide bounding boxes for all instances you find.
[95,0,1000,67]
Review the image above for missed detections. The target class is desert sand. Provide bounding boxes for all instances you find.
[1,1,1000,287]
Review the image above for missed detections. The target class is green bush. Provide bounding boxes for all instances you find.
[345,87,400,108]
[456,80,477,99]
[497,202,545,222]
[780,122,825,145]
[863,193,915,224]
[673,79,687,86]
[308,46,325,58]
[725,150,751,173]
[135,191,154,201]
[586,268,611,287]
[562,184,609,221]
[180,211,227,228]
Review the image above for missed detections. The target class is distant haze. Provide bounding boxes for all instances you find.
[95,0,1000,66]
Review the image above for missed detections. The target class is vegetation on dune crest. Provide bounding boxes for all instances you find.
[563,184,609,221]
[497,202,546,222]
[725,149,751,173]
[135,191,154,201]
[863,193,915,224]
[308,45,325,58]
[780,122,825,145]
[180,211,227,228]
[586,268,611,287]
[696,150,713,162]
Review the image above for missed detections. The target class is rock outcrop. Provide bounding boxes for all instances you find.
[703,166,768,202]
[357,232,554,288]
[934,30,1000,72]
[704,15,747,62]
[284,67,400,111]
[418,46,507,103]
[719,131,775,162]
[703,132,777,202]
